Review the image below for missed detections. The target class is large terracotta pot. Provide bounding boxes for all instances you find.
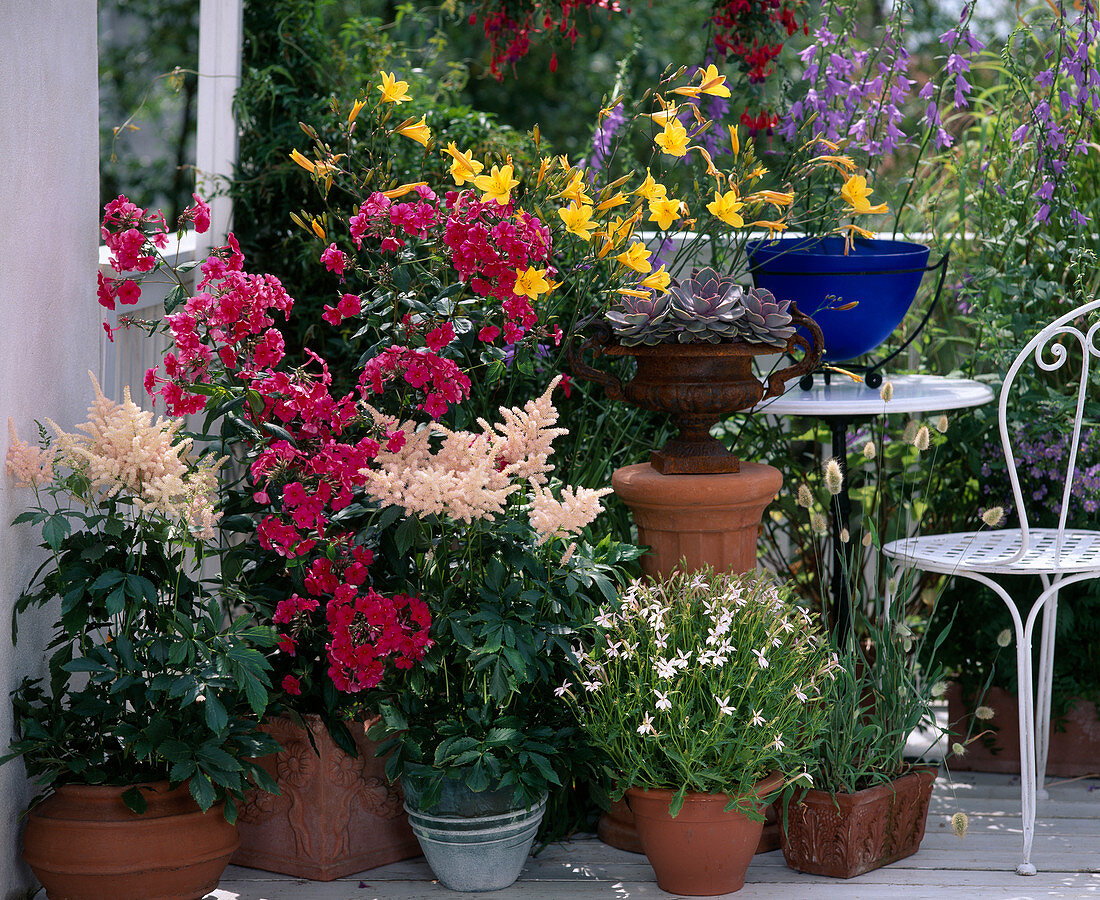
[625,772,782,896]
[568,311,822,474]
[947,684,1100,777]
[22,781,238,900]
[232,714,420,880]
[780,766,937,878]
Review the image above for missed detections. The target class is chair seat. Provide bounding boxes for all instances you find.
[882,528,1100,575]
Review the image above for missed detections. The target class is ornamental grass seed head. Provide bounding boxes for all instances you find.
[810,512,828,535]
[975,705,995,721]
[880,381,894,402]
[981,506,1005,528]
[913,424,931,452]
[862,440,876,460]
[952,741,967,758]
[823,457,843,495]
[997,628,1012,648]
[796,483,814,508]
[937,414,950,434]
[951,811,969,838]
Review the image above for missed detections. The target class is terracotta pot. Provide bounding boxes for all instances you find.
[232,714,420,880]
[612,462,783,580]
[781,766,937,878]
[598,797,780,856]
[947,684,1100,777]
[568,312,822,474]
[22,781,238,900]
[626,772,782,896]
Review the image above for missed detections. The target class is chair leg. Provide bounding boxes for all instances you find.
[1034,582,1059,800]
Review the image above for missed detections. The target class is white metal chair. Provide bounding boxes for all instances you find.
[883,297,1100,876]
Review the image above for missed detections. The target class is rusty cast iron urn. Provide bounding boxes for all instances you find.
[568,304,823,474]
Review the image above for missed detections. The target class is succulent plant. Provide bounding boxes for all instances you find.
[667,267,745,343]
[735,287,796,347]
[606,292,676,346]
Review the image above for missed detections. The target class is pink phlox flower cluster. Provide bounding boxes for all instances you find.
[322,292,362,327]
[325,586,432,693]
[349,193,394,248]
[197,233,246,290]
[184,193,211,234]
[359,345,471,420]
[273,593,321,625]
[443,192,550,343]
[6,419,56,487]
[320,243,347,277]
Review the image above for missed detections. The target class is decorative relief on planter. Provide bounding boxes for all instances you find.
[232,714,420,881]
[781,767,936,879]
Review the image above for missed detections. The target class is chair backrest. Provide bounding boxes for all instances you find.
[998,297,1100,563]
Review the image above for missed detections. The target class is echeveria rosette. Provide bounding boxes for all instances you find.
[736,287,795,348]
[668,267,746,343]
[606,293,676,346]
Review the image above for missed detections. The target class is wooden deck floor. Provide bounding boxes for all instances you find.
[208,771,1100,900]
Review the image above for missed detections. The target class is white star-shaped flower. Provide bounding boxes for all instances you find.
[751,648,769,669]
[749,709,765,727]
[553,680,572,698]
[715,695,735,716]
[655,689,672,711]
[637,712,656,735]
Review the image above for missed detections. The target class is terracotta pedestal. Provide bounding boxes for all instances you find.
[611,461,783,579]
[232,715,421,881]
[603,461,784,856]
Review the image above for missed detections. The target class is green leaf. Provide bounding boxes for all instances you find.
[42,514,71,551]
[189,772,217,811]
[122,786,147,814]
[394,515,419,556]
[203,694,229,733]
[164,283,189,314]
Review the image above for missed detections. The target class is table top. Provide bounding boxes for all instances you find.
[759,373,995,417]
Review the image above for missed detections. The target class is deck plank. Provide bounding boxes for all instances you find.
[210,772,1100,899]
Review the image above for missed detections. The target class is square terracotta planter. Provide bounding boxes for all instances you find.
[232,714,421,881]
[948,683,1100,777]
[780,767,937,878]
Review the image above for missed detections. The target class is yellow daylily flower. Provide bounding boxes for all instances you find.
[441,142,484,186]
[639,266,671,293]
[755,190,795,208]
[596,193,628,213]
[558,201,597,240]
[615,241,653,274]
[843,222,877,240]
[707,190,745,228]
[474,164,520,205]
[617,288,653,298]
[729,125,740,158]
[648,197,682,231]
[649,103,680,125]
[654,119,689,158]
[696,64,731,98]
[841,175,889,215]
[289,149,316,173]
[752,220,789,237]
[310,217,326,240]
[536,156,553,188]
[749,164,769,180]
[812,154,857,172]
[557,170,594,206]
[382,182,428,199]
[634,170,668,202]
[377,71,412,104]
[513,266,552,299]
[394,116,431,146]
[348,98,367,125]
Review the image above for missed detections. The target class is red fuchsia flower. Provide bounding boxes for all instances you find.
[320,243,347,276]
[281,674,302,695]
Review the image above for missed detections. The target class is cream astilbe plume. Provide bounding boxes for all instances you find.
[6,419,55,487]
[482,376,568,485]
[362,380,572,524]
[51,373,223,536]
[528,482,613,544]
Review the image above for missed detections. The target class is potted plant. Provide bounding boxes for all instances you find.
[779,606,951,878]
[361,377,634,892]
[3,376,279,900]
[562,566,835,896]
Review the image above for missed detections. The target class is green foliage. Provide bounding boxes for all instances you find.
[368,516,639,812]
[4,452,278,819]
[566,568,833,817]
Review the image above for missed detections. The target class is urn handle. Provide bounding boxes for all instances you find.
[763,304,824,399]
[564,321,626,402]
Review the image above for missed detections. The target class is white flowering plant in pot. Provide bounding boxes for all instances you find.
[561,566,836,817]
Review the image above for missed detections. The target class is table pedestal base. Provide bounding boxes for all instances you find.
[611,462,783,579]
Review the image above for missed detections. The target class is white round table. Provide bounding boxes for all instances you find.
[754,373,996,640]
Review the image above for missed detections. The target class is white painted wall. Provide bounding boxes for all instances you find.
[0,2,101,895]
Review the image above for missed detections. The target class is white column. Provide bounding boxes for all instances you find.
[0,1,101,895]
[195,0,244,255]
